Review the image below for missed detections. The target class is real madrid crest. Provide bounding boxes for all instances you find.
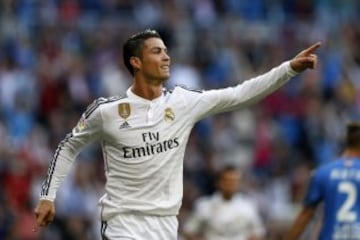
[118,103,131,128]
[164,107,175,122]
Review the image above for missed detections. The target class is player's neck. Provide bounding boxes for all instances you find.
[221,194,234,201]
[131,79,163,100]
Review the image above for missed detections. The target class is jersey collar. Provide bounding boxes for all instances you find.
[126,87,164,104]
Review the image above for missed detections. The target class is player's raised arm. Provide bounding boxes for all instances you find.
[184,42,322,121]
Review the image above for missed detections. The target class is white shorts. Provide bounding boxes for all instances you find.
[101,214,178,240]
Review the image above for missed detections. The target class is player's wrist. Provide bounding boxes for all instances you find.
[40,196,55,202]
[287,60,300,76]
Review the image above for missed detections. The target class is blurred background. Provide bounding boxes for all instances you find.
[0,0,360,239]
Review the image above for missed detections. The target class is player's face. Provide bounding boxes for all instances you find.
[218,170,241,199]
[138,37,171,83]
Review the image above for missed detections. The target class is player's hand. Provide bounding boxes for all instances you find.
[33,199,55,231]
[290,42,321,72]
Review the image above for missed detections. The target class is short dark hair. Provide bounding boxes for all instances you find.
[345,122,360,148]
[122,29,161,76]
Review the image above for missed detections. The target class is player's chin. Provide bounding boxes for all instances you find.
[159,73,170,81]
[160,67,170,76]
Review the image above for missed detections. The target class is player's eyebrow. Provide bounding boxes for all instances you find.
[150,46,168,53]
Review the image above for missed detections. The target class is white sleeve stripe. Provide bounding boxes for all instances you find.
[85,96,125,119]
[101,221,108,240]
[40,132,73,196]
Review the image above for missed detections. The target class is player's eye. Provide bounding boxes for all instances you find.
[152,47,167,54]
[151,48,161,54]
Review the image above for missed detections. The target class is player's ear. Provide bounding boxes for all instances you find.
[130,56,141,71]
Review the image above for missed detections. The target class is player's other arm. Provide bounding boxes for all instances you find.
[286,206,316,240]
[34,101,103,230]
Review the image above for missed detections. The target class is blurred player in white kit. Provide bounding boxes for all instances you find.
[183,166,265,240]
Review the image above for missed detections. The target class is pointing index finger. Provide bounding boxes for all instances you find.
[303,42,322,54]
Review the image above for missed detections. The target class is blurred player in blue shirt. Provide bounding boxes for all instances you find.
[287,122,360,240]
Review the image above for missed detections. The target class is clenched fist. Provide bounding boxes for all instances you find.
[33,199,55,231]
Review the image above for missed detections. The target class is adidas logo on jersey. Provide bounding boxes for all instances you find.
[119,121,130,129]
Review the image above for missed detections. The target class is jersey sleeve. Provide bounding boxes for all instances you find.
[303,169,324,207]
[40,100,103,201]
[180,61,298,122]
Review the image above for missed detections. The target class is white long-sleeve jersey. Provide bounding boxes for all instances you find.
[40,61,297,220]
